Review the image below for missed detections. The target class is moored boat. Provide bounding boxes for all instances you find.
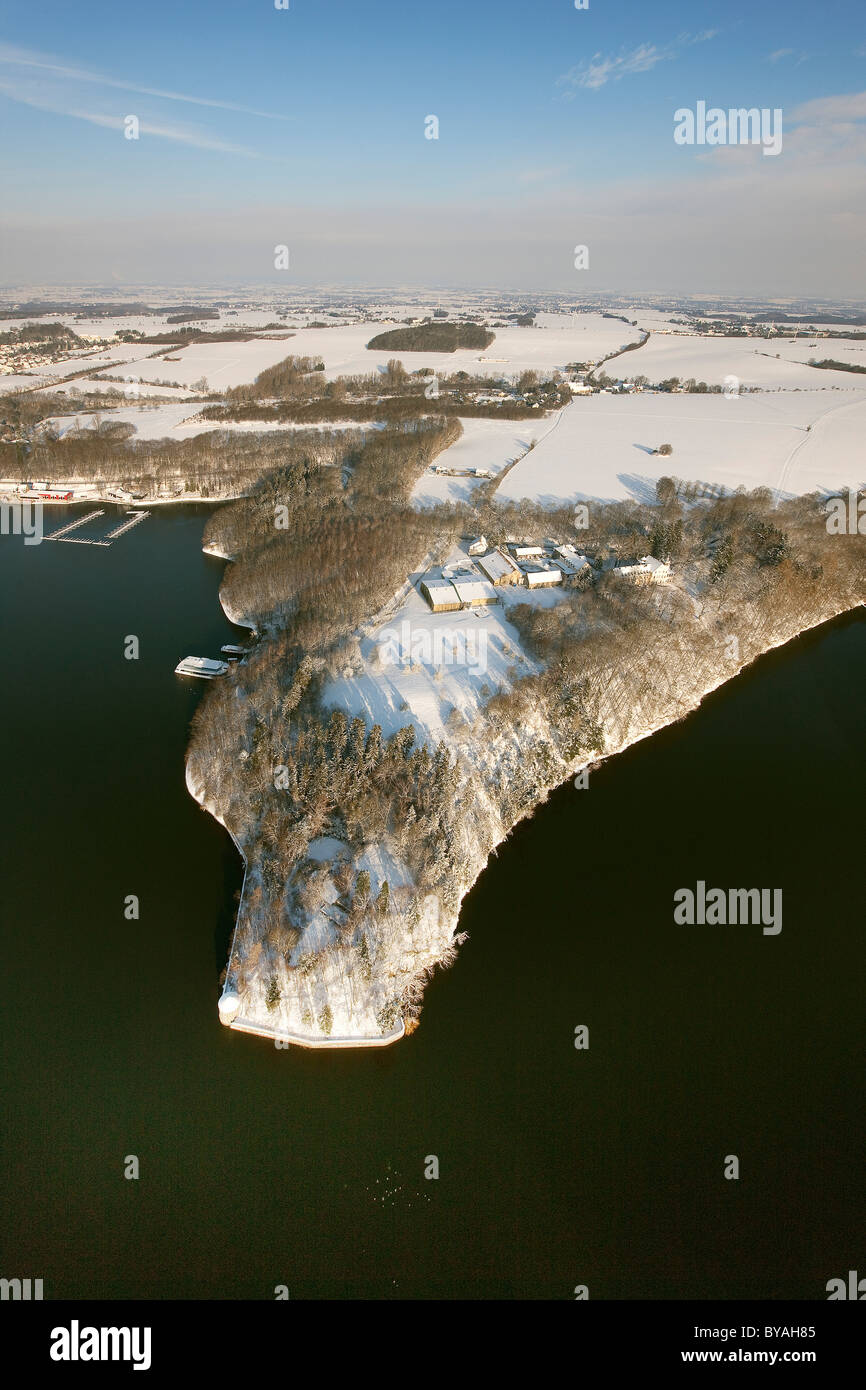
[174,656,229,679]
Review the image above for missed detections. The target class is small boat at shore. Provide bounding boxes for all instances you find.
[220,644,248,658]
[175,656,229,679]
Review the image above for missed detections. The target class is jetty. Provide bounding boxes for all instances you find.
[106,510,150,540]
[44,509,105,541]
[53,536,111,547]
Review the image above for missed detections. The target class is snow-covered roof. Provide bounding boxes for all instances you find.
[556,552,589,574]
[420,579,461,606]
[476,549,521,583]
[525,567,562,587]
[615,554,670,577]
[452,579,497,605]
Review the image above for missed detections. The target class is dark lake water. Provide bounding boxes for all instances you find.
[1,503,863,1300]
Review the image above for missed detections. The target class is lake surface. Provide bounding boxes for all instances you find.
[1,504,863,1300]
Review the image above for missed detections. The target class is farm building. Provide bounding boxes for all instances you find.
[419,579,462,612]
[524,565,563,588]
[613,555,671,584]
[510,543,544,560]
[554,544,590,576]
[451,579,498,607]
[468,535,488,556]
[475,548,522,587]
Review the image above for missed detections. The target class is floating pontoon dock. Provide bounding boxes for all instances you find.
[44,510,105,540]
[105,510,151,540]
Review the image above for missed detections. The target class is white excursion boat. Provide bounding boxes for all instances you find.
[174,656,229,679]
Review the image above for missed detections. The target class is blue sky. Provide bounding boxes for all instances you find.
[1,0,864,293]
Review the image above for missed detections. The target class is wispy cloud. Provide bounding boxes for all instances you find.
[0,80,266,156]
[69,110,267,158]
[790,90,866,122]
[557,30,719,94]
[769,47,812,66]
[682,30,721,46]
[0,39,290,158]
[558,45,670,93]
[0,42,288,119]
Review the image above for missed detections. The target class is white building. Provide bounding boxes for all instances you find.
[420,579,462,612]
[524,565,563,588]
[613,555,671,584]
[451,579,498,607]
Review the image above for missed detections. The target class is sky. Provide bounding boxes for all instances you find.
[0,0,864,298]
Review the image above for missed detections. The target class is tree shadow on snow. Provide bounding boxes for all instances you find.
[617,472,660,505]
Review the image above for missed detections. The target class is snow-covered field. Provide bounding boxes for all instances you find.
[323,545,540,745]
[411,416,556,506]
[618,333,862,389]
[64,335,299,391]
[39,403,371,441]
[32,378,200,400]
[20,314,640,394]
[495,390,866,505]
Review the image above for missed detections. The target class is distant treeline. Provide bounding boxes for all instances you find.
[166,310,220,324]
[366,323,495,353]
[116,329,292,346]
[0,302,222,319]
[199,393,546,425]
[748,311,866,327]
[807,358,866,374]
[0,322,81,345]
[196,352,561,423]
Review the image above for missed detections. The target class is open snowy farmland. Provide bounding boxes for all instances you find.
[82,313,645,392]
[411,416,557,506]
[752,336,866,371]
[617,332,862,390]
[223,313,645,383]
[38,403,374,442]
[85,335,299,390]
[495,390,866,506]
[35,378,200,400]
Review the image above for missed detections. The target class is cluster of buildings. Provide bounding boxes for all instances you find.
[0,479,142,503]
[419,538,594,612]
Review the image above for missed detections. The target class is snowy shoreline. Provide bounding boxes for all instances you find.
[190,549,863,1048]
